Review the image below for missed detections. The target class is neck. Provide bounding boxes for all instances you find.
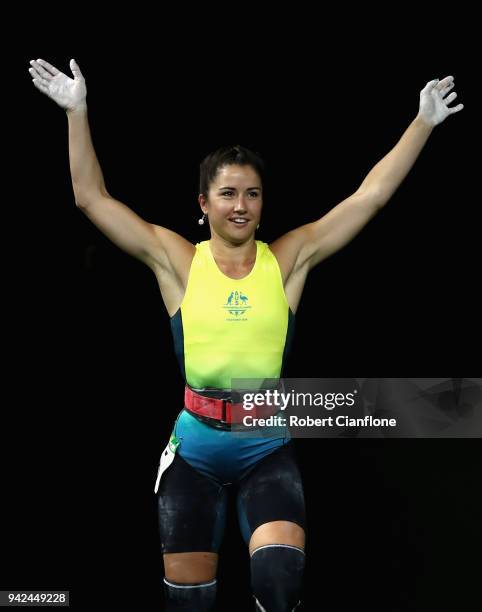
[209,233,257,264]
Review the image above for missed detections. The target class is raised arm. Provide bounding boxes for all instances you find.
[276,76,464,273]
[28,57,190,272]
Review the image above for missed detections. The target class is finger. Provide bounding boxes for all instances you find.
[35,58,60,76]
[438,75,454,86]
[440,82,455,97]
[29,66,50,82]
[449,103,464,114]
[29,70,50,88]
[32,78,50,95]
[422,78,439,92]
[445,91,458,105]
[436,76,454,93]
[70,58,84,80]
[30,60,53,81]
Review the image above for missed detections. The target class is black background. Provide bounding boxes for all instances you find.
[4,14,481,611]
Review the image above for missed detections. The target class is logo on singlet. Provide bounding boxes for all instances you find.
[223,291,252,318]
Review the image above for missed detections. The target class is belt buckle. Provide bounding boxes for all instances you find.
[220,398,231,427]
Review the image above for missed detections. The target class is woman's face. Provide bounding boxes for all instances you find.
[199,164,263,242]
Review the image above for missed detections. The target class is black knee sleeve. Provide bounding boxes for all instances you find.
[250,544,305,611]
[163,577,217,611]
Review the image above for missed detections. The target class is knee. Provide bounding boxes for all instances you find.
[163,552,218,610]
[163,552,218,583]
[250,544,306,611]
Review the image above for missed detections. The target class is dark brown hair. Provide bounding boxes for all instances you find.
[199,145,265,197]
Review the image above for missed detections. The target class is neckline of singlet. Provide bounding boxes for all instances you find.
[204,240,261,281]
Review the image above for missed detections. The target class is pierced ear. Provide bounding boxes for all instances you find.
[198,193,208,212]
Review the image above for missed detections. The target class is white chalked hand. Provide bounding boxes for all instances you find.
[29,58,87,112]
[417,76,464,127]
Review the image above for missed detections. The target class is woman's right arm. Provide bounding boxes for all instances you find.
[30,58,190,272]
[67,104,179,270]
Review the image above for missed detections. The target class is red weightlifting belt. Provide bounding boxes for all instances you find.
[184,385,279,425]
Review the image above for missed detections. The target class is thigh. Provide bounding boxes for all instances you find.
[236,442,307,546]
[157,451,228,554]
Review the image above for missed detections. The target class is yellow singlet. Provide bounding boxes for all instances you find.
[169,240,295,391]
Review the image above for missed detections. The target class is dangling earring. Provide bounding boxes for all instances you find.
[256,223,260,229]
[198,213,207,225]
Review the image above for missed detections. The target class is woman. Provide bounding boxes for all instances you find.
[29,57,463,611]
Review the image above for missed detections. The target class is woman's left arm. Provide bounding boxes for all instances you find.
[360,75,464,199]
[291,76,464,271]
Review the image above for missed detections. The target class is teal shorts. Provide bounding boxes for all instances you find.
[172,408,291,485]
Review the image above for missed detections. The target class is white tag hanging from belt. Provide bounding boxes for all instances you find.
[154,434,181,494]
